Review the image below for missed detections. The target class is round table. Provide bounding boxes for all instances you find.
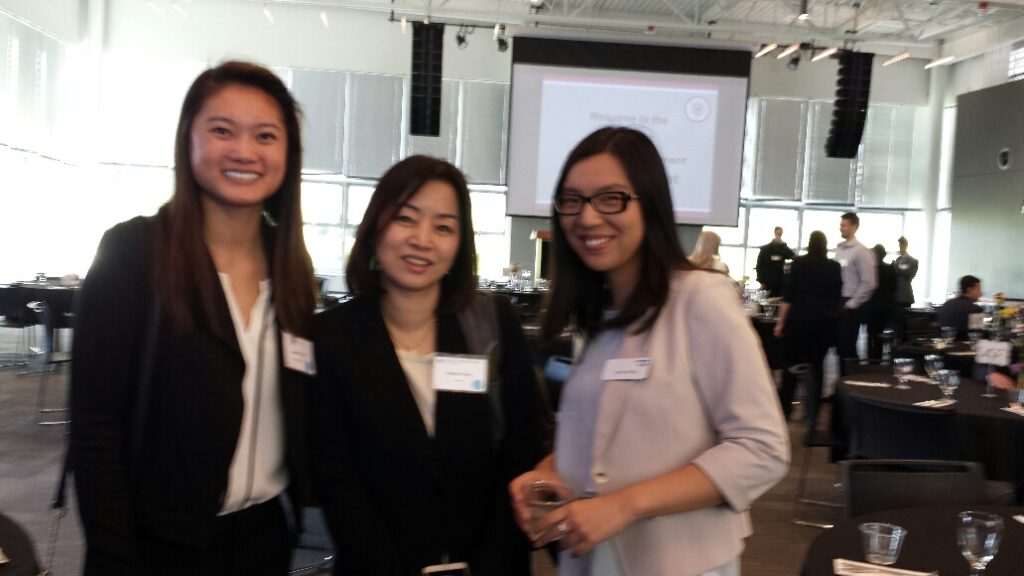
[897,337,977,378]
[836,370,1024,491]
[0,513,40,576]
[802,505,1024,575]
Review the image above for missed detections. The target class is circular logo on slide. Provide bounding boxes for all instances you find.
[686,97,710,122]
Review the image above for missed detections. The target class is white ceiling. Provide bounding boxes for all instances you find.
[252,0,1024,53]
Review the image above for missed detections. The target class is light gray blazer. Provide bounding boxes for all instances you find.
[563,270,790,576]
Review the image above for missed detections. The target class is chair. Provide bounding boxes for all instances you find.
[840,459,987,517]
[790,363,842,529]
[0,285,36,367]
[24,301,72,425]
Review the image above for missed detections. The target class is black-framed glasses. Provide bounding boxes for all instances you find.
[553,191,640,215]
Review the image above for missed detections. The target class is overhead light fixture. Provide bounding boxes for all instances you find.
[787,54,801,70]
[883,51,910,66]
[811,47,838,62]
[262,4,274,24]
[401,15,408,33]
[320,9,329,28]
[495,24,508,52]
[528,0,545,7]
[455,25,470,49]
[777,43,801,59]
[798,0,810,20]
[171,1,187,17]
[147,1,165,16]
[754,43,778,58]
[493,23,502,40]
[924,55,955,69]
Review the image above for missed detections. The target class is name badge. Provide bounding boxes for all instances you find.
[898,263,910,270]
[433,354,489,393]
[601,357,651,381]
[837,258,848,268]
[770,255,782,261]
[976,340,1012,367]
[282,332,316,375]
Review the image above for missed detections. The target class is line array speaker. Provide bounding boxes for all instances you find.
[410,22,445,137]
[826,51,873,159]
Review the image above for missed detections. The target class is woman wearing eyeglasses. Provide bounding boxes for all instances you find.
[509,127,789,576]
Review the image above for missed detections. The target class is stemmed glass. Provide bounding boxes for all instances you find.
[893,357,914,390]
[935,368,960,401]
[923,354,944,384]
[957,511,1003,574]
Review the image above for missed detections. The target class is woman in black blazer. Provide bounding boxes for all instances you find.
[310,156,552,576]
[70,62,317,575]
[774,230,843,429]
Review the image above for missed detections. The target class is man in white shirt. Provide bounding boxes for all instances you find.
[834,212,877,368]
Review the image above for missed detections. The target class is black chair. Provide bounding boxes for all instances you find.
[24,301,72,425]
[791,363,842,529]
[0,285,36,367]
[840,459,987,517]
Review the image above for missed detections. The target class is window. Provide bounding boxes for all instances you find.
[1009,42,1024,81]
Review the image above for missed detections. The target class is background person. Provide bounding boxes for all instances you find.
[867,244,896,360]
[891,236,919,341]
[689,230,730,274]
[755,226,796,297]
[310,156,551,576]
[70,61,317,575]
[773,231,842,427]
[936,275,984,340]
[834,212,877,369]
[509,127,789,576]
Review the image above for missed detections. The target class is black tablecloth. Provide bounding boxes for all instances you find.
[836,371,1024,488]
[897,338,977,377]
[0,283,77,329]
[0,513,40,576]
[751,315,784,369]
[802,505,1024,575]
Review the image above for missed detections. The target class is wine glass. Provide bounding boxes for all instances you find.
[923,354,944,384]
[957,511,1003,574]
[893,357,914,390]
[941,326,958,346]
[935,368,960,400]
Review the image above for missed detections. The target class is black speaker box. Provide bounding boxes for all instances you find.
[410,22,444,137]
[826,51,873,159]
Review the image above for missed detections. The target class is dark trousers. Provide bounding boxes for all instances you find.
[780,329,831,430]
[867,304,892,360]
[139,496,291,576]
[837,302,867,372]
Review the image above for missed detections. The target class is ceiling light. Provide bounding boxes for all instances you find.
[320,9,329,28]
[455,25,469,49]
[401,15,408,33]
[883,51,910,66]
[528,0,545,7]
[924,55,955,69]
[493,23,502,40]
[798,0,809,20]
[754,43,778,58]
[262,4,274,24]
[811,47,837,62]
[147,1,165,16]
[171,1,187,17]
[787,54,801,70]
[777,43,801,59]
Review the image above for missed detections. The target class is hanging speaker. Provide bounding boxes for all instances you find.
[826,51,873,159]
[410,22,444,137]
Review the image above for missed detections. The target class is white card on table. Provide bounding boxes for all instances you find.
[976,340,1012,367]
[433,354,488,393]
[968,313,986,330]
[282,332,316,375]
[601,358,651,381]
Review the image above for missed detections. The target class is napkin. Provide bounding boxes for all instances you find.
[845,380,892,388]
[833,558,936,575]
[903,374,932,383]
[1013,515,1024,524]
[947,351,975,356]
[1000,406,1024,417]
[0,547,9,564]
[912,398,956,408]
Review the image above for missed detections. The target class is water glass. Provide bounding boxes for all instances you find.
[523,480,574,539]
[942,326,958,345]
[1007,387,1024,408]
[859,522,906,565]
[893,357,914,390]
[935,368,960,399]
[924,354,944,383]
[957,511,1003,574]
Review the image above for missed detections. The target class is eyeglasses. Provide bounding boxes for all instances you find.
[553,191,640,215]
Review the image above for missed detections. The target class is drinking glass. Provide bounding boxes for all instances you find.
[1007,387,1024,409]
[957,511,1003,574]
[522,480,574,539]
[935,368,960,400]
[942,326,958,345]
[924,354,944,384]
[968,331,983,350]
[893,358,914,390]
[859,522,906,565]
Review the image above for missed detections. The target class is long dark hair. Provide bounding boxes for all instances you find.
[156,61,316,337]
[543,127,694,340]
[805,230,828,261]
[346,155,477,314]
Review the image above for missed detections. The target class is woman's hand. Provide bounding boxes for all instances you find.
[553,492,636,557]
[772,322,784,338]
[508,466,564,537]
[986,371,1016,390]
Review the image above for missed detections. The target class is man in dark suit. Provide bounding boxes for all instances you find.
[936,275,984,340]
[755,226,796,297]
[891,236,919,341]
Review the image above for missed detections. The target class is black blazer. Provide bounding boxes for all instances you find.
[69,215,312,575]
[310,296,552,576]
[783,256,843,331]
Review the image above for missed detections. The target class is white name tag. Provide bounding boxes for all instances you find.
[601,357,651,381]
[898,263,910,270]
[282,332,316,375]
[770,255,782,261]
[976,340,1012,367]
[433,354,489,393]
[837,258,848,268]
[968,313,987,331]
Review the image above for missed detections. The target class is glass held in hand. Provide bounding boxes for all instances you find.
[935,368,960,399]
[523,480,574,540]
[923,354,944,383]
[957,511,1003,574]
[893,358,914,390]
[858,522,906,566]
